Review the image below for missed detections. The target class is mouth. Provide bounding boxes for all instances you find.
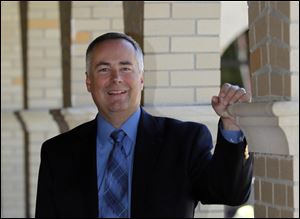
[107,90,128,96]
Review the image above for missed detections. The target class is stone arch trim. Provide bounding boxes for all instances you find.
[50,109,70,133]
[228,101,298,155]
[14,111,30,217]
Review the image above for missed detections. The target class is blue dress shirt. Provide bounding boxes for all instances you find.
[96,108,243,217]
[96,108,141,218]
[219,120,244,143]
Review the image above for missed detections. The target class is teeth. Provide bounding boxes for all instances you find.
[108,90,126,95]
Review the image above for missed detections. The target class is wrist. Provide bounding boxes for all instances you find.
[221,117,240,131]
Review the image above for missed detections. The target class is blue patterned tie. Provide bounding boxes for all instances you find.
[103,129,128,218]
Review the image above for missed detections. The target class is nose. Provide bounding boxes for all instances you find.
[111,69,122,83]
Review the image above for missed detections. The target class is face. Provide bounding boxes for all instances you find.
[86,39,144,119]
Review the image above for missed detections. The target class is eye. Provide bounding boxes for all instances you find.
[121,67,132,72]
[97,67,110,74]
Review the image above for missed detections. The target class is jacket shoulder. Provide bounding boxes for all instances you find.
[141,109,212,143]
[153,114,210,135]
[41,119,96,152]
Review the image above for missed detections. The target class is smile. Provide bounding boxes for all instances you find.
[107,90,127,95]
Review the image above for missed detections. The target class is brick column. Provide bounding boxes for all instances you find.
[1,112,25,217]
[290,1,299,101]
[1,2,25,218]
[1,1,23,109]
[27,2,62,108]
[18,2,64,217]
[19,110,60,217]
[248,1,292,102]
[229,1,299,218]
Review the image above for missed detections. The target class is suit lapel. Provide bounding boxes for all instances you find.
[74,119,99,217]
[131,108,163,217]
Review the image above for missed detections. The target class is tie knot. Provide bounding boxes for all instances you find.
[110,129,126,143]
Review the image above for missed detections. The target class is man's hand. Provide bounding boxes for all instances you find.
[211,83,251,130]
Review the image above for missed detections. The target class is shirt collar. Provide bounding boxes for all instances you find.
[97,107,141,155]
[97,114,115,146]
[119,107,141,144]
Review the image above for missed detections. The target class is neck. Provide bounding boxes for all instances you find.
[99,107,139,128]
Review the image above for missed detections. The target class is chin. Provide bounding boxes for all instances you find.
[108,105,129,113]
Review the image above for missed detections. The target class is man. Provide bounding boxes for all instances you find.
[35,32,253,218]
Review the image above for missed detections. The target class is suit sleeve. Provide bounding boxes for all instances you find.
[189,123,253,206]
[35,142,56,218]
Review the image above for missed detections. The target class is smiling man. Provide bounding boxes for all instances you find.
[35,32,253,218]
[85,37,144,128]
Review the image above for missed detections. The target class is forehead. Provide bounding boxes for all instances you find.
[91,39,136,57]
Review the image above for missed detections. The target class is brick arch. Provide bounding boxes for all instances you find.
[221,30,252,95]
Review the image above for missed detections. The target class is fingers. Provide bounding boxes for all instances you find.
[219,83,251,106]
[228,87,246,104]
[211,96,220,104]
[219,83,231,98]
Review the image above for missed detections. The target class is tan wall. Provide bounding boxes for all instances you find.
[27,1,62,108]
[144,2,220,106]
[71,1,124,107]
[143,2,223,217]
[1,112,25,217]
[1,1,23,110]
[1,2,25,218]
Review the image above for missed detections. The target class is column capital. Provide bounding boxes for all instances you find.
[228,101,299,155]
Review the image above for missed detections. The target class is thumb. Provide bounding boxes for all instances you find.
[211,96,219,105]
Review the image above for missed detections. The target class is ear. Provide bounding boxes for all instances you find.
[86,72,91,92]
[140,72,144,90]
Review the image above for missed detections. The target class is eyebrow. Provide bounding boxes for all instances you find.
[94,61,133,69]
[94,61,110,69]
[119,61,133,66]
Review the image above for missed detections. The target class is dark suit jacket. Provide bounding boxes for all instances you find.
[35,108,253,218]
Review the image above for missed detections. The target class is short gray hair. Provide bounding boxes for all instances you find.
[85,32,144,73]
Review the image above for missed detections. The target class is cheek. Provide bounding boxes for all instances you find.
[92,77,107,89]
[128,74,143,87]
